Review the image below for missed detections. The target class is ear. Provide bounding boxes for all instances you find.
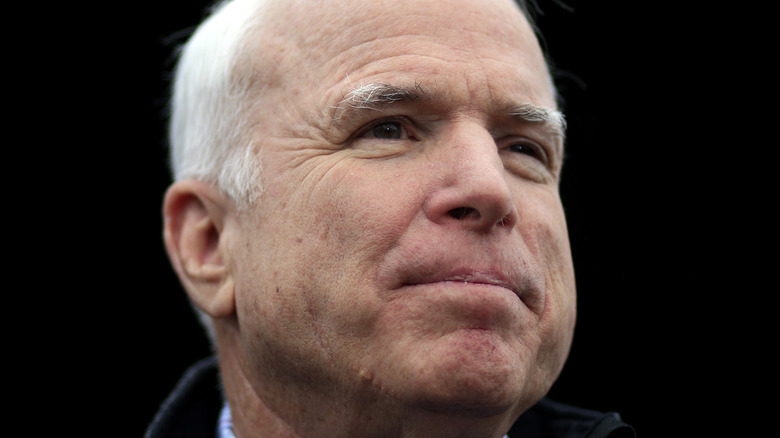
[163,180,236,319]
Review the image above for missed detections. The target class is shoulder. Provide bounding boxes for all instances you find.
[509,398,635,438]
[145,357,223,438]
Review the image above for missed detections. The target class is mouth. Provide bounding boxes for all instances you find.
[393,267,536,330]
[396,264,544,314]
[403,268,518,296]
[413,270,514,291]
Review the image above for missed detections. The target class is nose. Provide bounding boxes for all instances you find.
[423,122,518,233]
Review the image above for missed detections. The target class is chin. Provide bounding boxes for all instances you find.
[398,329,541,416]
[408,374,531,418]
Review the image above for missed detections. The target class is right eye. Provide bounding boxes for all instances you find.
[368,121,404,139]
[358,119,417,141]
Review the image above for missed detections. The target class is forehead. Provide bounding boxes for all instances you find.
[261,0,529,42]
[249,0,554,109]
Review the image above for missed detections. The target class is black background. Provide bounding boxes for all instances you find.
[35,0,761,436]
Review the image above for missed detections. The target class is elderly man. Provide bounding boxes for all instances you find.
[147,0,634,437]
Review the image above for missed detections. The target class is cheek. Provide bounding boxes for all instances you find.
[517,192,577,372]
[299,165,418,316]
[306,162,423,261]
[238,161,427,363]
[516,191,575,304]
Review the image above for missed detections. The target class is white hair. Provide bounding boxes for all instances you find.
[169,0,271,344]
[169,0,268,210]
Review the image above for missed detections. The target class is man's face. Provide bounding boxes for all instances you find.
[226,0,576,417]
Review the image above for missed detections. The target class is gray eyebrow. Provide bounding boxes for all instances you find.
[334,82,566,140]
[508,103,567,139]
[335,82,425,117]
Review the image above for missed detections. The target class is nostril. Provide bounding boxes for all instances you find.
[448,207,480,220]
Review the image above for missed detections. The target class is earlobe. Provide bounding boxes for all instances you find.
[163,180,236,319]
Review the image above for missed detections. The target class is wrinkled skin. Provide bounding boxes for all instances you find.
[175,0,577,436]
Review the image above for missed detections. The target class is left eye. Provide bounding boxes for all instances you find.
[362,121,405,139]
[507,143,539,157]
